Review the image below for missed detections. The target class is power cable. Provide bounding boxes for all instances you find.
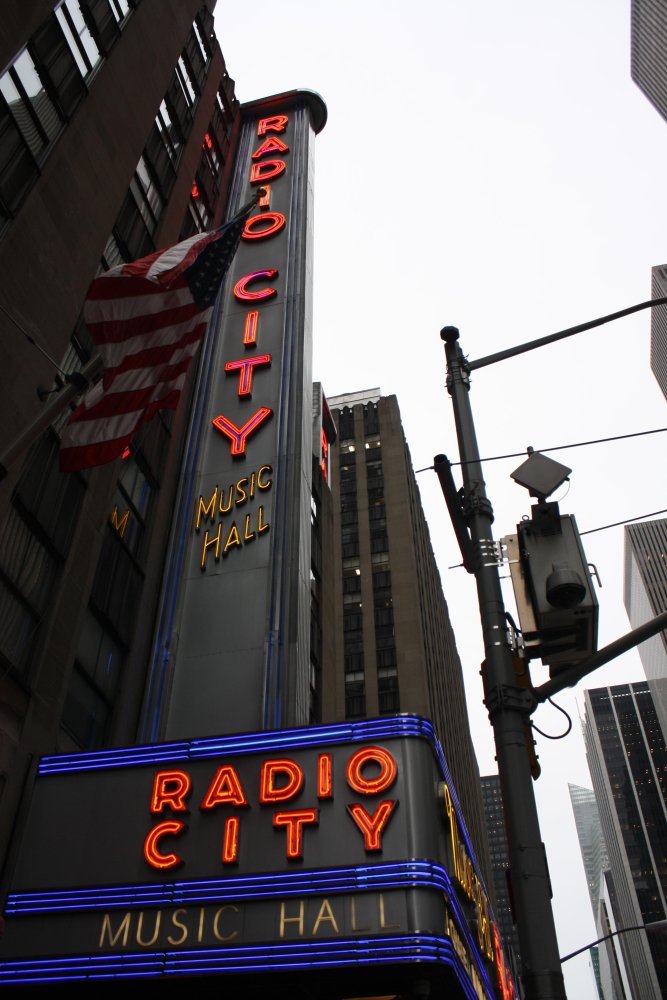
[415,425,667,473]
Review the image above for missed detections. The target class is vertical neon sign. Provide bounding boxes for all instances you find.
[157,93,327,741]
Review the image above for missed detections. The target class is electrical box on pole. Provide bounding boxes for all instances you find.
[505,502,599,677]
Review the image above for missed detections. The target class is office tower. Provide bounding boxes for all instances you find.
[481,774,523,988]
[0,0,242,889]
[583,682,667,1000]
[624,518,667,740]
[568,784,612,1000]
[631,0,667,124]
[0,0,243,824]
[323,388,493,890]
[650,265,667,401]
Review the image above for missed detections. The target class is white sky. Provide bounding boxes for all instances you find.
[214,2,667,996]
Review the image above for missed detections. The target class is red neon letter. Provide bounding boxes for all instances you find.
[233,269,278,301]
[211,407,272,456]
[222,816,240,864]
[258,114,288,135]
[260,759,304,802]
[273,808,318,859]
[346,747,397,794]
[244,310,259,345]
[224,354,271,396]
[252,136,289,158]
[347,800,397,851]
[242,212,285,240]
[317,753,333,798]
[250,160,285,183]
[144,820,185,869]
[150,770,191,812]
[200,765,248,809]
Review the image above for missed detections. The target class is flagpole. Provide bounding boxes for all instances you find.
[0,355,102,482]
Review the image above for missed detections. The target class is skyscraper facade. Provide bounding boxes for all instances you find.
[0,0,243,881]
[481,774,523,988]
[650,264,667,402]
[624,517,667,740]
[568,783,613,1000]
[323,388,493,889]
[583,682,667,1000]
[631,0,667,124]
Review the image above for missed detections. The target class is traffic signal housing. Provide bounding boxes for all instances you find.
[505,502,599,677]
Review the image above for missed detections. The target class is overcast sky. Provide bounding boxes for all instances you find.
[214,2,667,996]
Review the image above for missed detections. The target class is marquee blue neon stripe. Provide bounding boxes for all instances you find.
[5,858,455,914]
[0,933,491,999]
[37,715,436,774]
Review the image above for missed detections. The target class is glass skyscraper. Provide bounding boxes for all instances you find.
[583,682,667,999]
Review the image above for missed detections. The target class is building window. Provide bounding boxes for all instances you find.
[345,671,365,719]
[80,0,123,55]
[336,407,355,441]
[378,667,399,713]
[56,1,103,79]
[0,431,85,678]
[363,402,379,436]
[0,49,63,159]
[0,96,39,218]
[31,13,88,120]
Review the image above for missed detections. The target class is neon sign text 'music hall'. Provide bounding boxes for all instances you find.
[0,717,515,998]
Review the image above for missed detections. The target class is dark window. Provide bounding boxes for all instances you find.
[345,672,365,719]
[31,14,87,120]
[0,97,39,218]
[378,669,399,713]
[0,51,61,159]
[185,20,210,89]
[62,656,114,749]
[80,0,122,55]
[90,527,144,646]
[0,431,85,677]
[113,188,154,260]
[56,1,103,78]
[336,407,355,440]
[363,402,379,436]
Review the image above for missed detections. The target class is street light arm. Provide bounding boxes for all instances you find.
[467,296,667,372]
[560,920,667,963]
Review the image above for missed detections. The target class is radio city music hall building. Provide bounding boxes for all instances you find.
[0,3,517,997]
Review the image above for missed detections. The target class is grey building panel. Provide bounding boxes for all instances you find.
[650,265,667,401]
[624,518,667,741]
[631,0,667,124]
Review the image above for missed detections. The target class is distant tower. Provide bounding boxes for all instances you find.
[650,264,667,401]
[623,518,667,740]
[323,388,493,889]
[568,784,611,999]
[583,683,667,999]
[631,1,667,124]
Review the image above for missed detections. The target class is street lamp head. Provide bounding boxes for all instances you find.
[440,325,460,343]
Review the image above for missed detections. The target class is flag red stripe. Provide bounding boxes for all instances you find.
[97,317,209,371]
[101,326,206,380]
[60,389,183,472]
[87,300,204,344]
[71,364,192,421]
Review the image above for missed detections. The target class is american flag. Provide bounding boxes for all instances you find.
[59,199,257,473]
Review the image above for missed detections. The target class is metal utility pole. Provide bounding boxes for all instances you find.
[441,326,566,1000]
